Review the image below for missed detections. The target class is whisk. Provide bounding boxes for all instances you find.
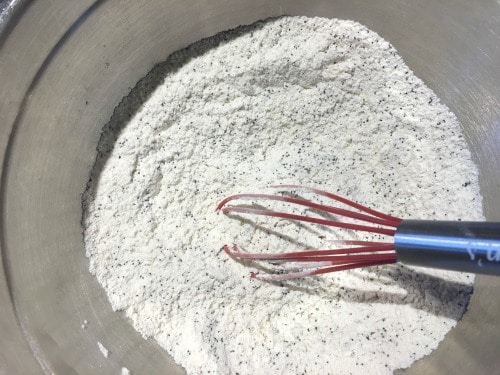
[216,185,500,281]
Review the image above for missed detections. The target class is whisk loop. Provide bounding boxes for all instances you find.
[217,185,401,281]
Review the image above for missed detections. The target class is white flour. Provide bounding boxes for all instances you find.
[97,341,109,358]
[83,17,483,374]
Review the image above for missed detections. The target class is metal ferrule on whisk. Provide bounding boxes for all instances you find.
[394,220,500,275]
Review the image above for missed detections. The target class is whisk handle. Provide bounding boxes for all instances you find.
[394,220,500,275]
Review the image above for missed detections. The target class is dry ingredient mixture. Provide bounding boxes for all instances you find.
[83,17,483,375]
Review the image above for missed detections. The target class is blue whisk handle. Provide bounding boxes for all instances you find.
[394,220,500,275]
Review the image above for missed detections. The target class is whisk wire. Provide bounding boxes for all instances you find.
[217,185,401,280]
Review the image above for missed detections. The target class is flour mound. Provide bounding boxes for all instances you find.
[83,16,482,375]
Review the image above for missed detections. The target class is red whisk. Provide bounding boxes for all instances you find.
[216,185,500,281]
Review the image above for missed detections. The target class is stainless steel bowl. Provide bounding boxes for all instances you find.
[0,1,498,373]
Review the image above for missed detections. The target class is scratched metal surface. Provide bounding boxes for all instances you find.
[0,1,498,374]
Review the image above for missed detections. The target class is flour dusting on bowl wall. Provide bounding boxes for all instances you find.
[81,16,484,374]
